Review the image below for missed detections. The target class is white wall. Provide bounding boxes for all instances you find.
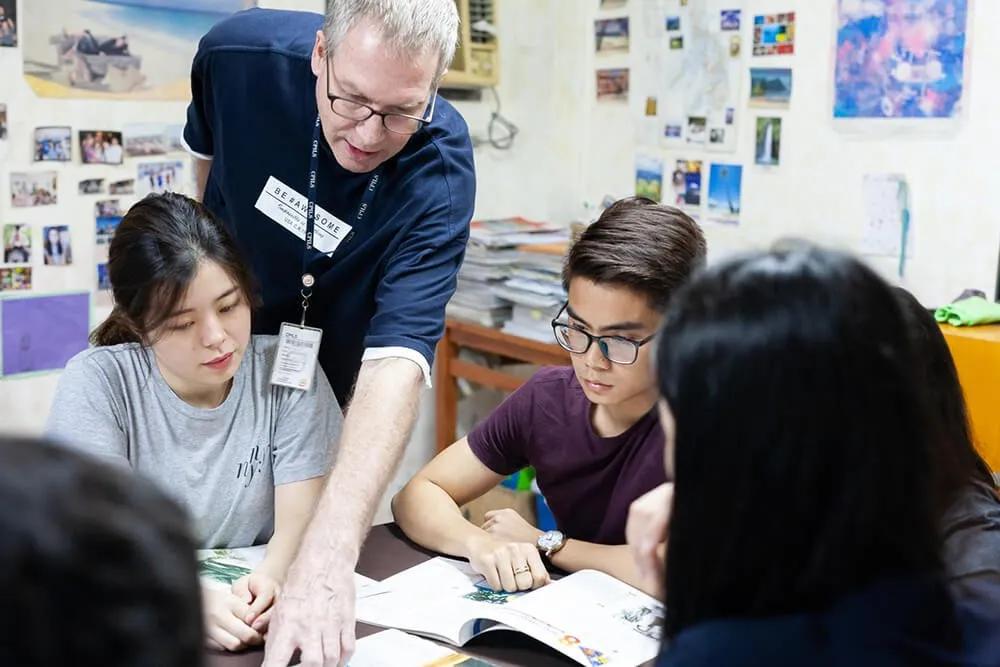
[3,0,1000,507]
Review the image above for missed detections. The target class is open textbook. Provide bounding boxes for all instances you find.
[349,629,498,667]
[196,545,384,597]
[356,557,663,667]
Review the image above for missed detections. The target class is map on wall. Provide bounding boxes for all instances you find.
[21,0,257,100]
[633,0,744,153]
[833,0,969,119]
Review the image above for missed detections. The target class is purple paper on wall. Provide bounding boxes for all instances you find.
[1,292,90,376]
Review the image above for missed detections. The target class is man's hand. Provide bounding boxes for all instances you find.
[232,572,282,635]
[262,550,356,667]
[481,508,543,545]
[625,483,673,587]
[467,533,549,592]
[202,586,265,652]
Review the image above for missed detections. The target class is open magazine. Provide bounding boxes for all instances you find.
[196,545,384,597]
[356,557,663,667]
[349,629,498,667]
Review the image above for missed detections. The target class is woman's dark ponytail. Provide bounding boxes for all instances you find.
[89,306,141,346]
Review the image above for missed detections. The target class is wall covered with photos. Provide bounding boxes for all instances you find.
[583,0,999,308]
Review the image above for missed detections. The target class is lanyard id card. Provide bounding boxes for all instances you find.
[271,116,381,391]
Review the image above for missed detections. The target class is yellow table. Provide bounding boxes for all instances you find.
[940,324,1000,472]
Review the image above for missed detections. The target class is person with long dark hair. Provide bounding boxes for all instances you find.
[648,242,1000,665]
[45,192,341,653]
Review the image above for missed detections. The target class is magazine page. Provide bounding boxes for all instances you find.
[502,569,663,667]
[348,629,499,667]
[356,557,526,646]
[196,546,386,598]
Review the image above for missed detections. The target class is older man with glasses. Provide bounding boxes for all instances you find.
[180,2,475,666]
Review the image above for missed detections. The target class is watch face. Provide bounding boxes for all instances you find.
[539,531,563,549]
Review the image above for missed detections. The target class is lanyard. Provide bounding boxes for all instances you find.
[300,115,382,325]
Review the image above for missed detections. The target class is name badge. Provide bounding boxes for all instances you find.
[271,322,323,391]
[254,176,353,255]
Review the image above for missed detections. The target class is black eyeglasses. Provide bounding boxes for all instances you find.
[325,58,435,136]
[550,303,655,365]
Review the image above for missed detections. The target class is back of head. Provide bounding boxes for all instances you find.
[0,436,203,667]
[563,196,707,310]
[90,192,257,347]
[657,242,944,636]
[324,0,460,82]
[893,287,995,492]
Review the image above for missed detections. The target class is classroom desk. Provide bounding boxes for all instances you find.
[207,523,625,667]
[435,319,572,453]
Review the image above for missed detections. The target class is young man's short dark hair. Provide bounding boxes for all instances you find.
[563,196,707,310]
[0,435,204,667]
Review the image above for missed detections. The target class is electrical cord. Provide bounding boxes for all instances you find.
[481,86,518,150]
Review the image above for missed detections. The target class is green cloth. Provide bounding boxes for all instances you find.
[934,297,1000,326]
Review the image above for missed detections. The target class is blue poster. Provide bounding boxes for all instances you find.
[833,0,968,119]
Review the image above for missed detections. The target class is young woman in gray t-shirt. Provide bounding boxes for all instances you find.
[46,192,342,654]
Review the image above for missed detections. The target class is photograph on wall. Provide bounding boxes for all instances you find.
[79,177,105,195]
[3,224,31,265]
[21,0,257,100]
[96,216,122,245]
[670,159,702,218]
[686,116,706,144]
[635,153,664,203]
[0,103,7,160]
[97,262,111,291]
[707,163,743,224]
[109,178,135,194]
[43,225,73,265]
[0,0,17,47]
[0,292,91,377]
[124,122,183,157]
[599,0,627,8]
[34,126,72,162]
[595,17,629,54]
[749,67,792,109]
[834,0,968,119]
[596,68,629,101]
[754,116,782,166]
[752,12,795,56]
[137,159,184,195]
[11,171,58,207]
[0,267,31,292]
[721,9,741,31]
[80,130,124,164]
[96,198,122,217]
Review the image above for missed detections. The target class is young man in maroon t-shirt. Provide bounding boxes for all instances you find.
[392,197,706,595]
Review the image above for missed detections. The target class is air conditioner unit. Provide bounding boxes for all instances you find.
[442,0,499,89]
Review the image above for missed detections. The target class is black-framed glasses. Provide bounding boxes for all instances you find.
[550,303,655,366]
[325,58,435,136]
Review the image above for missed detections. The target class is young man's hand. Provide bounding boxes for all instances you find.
[202,586,265,652]
[481,507,543,545]
[232,571,282,635]
[468,514,549,593]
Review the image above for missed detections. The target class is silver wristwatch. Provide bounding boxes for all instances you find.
[536,530,566,558]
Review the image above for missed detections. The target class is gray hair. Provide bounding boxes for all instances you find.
[324,0,460,82]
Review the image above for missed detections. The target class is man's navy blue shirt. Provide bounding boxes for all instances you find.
[183,8,475,405]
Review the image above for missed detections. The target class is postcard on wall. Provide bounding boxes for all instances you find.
[707,163,743,225]
[599,0,627,8]
[124,122,184,157]
[749,68,792,109]
[80,130,124,165]
[34,126,72,162]
[754,117,781,166]
[720,9,741,31]
[96,216,122,245]
[834,0,967,120]
[96,262,112,307]
[42,225,73,265]
[0,292,91,377]
[0,0,17,47]
[595,17,629,54]
[861,173,913,268]
[635,153,664,203]
[3,223,31,265]
[137,160,185,195]
[0,267,31,292]
[96,199,122,217]
[686,116,706,144]
[109,179,135,195]
[670,159,703,219]
[596,68,629,102]
[752,12,795,56]
[11,171,57,207]
[0,103,8,159]
[21,0,257,100]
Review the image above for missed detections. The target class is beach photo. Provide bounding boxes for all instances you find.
[124,121,183,156]
[749,68,792,109]
[707,163,743,224]
[21,0,257,99]
[137,159,185,195]
[595,17,629,54]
